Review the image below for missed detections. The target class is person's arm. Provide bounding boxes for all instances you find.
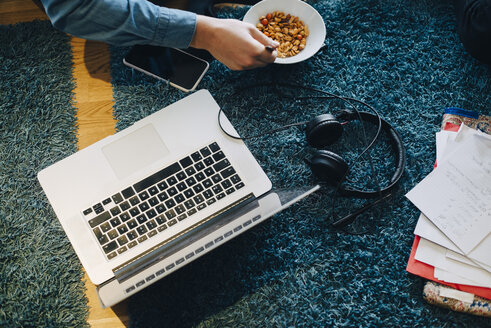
[40,0,196,48]
[40,0,278,70]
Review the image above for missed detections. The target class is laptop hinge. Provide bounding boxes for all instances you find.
[112,193,258,283]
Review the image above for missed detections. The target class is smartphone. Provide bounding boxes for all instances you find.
[123,45,210,92]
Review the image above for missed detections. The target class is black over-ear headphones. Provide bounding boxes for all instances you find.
[217,83,406,231]
[304,109,405,198]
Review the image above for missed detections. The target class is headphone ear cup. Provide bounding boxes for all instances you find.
[305,114,344,149]
[306,150,349,185]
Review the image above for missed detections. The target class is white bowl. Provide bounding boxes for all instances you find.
[243,0,326,64]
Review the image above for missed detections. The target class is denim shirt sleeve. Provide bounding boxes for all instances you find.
[40,0,197,48]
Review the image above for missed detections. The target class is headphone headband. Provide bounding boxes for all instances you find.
[306,110,406,198]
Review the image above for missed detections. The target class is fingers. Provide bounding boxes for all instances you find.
[249,26,279,64]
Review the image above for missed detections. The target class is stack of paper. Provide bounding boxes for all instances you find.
[406,124,491,299]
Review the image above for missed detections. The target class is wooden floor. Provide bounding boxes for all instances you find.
[1,0,183,326]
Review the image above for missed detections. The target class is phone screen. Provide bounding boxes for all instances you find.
[123,45,210,92]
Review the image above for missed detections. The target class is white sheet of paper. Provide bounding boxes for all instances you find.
[407,132,491,255]
[434,267,485,287]
[415,238,491,287]
[435,130,457,164]
[414,213,462,253]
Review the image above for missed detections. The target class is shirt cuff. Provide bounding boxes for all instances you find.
[154,7,197,48]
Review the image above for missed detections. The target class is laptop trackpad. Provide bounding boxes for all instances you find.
[102,124,170,180]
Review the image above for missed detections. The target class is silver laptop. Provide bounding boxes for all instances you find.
[38,89,318,307]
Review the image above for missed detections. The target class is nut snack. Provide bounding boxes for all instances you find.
[256,11,309,58]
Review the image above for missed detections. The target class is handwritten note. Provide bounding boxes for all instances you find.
[407,130,491,257]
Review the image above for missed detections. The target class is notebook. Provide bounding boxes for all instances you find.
[38,89,318,307]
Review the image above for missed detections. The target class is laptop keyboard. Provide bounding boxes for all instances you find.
[81,142,244,260]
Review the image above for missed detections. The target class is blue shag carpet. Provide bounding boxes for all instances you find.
[108,0,491,327]
[0,20,88,327]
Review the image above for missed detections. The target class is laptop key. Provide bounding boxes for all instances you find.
[117,235,128,246]
[148,230,158,238]
[176,172,187,181]
[133,162,180,192]
[156,215,167,225]
[108,252,117,259]
[121,187,135,199]
[157,192,168,202]
[89,211,110,228]
[156,204,166,214]
[93,227,103,239]
[195,162,205,172]
[230,174,241,184]
[175,205,186,214]
[112,193,124,204]
[179,156,193,168]
[136,214,147,225]
[148,197,159,207]
[146,209,157,219]
[213,159,230,172]
[175,194,185,204]
[146,220,157,230]
[191,151,202,162]
[157,181,168,191]
[200,146,211,157]
[209,142,220,152]
[137,235,147,243]
[103,241,118,254]
[167,187,178,197]
[120,201,130,211]
[212,151,225,162]
[83,208,92,216]
[138,201,149,212]
[117,246,128,254]
[102,198,112,205]
[129,196,140,206]
[110,206,121,216]
[165,209,176,220]
[129,207,140,217]
[127,219,138,229]
[120,212,131,222]
[107,229,118,240]
[137,226,148,235]
[139,191,149,201]
[193,194,205,204]
[127,230,138,240]
[110,217,121,227]
[167,176,178,186]
[127,241,138,248]
[98,235,109,246]
[221,167,236,179]
[100,222,111,233]
[117,224,128,235]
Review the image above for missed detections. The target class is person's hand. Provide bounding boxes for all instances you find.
[190,15,279,70]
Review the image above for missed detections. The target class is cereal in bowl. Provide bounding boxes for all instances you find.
[255,11,309,58]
